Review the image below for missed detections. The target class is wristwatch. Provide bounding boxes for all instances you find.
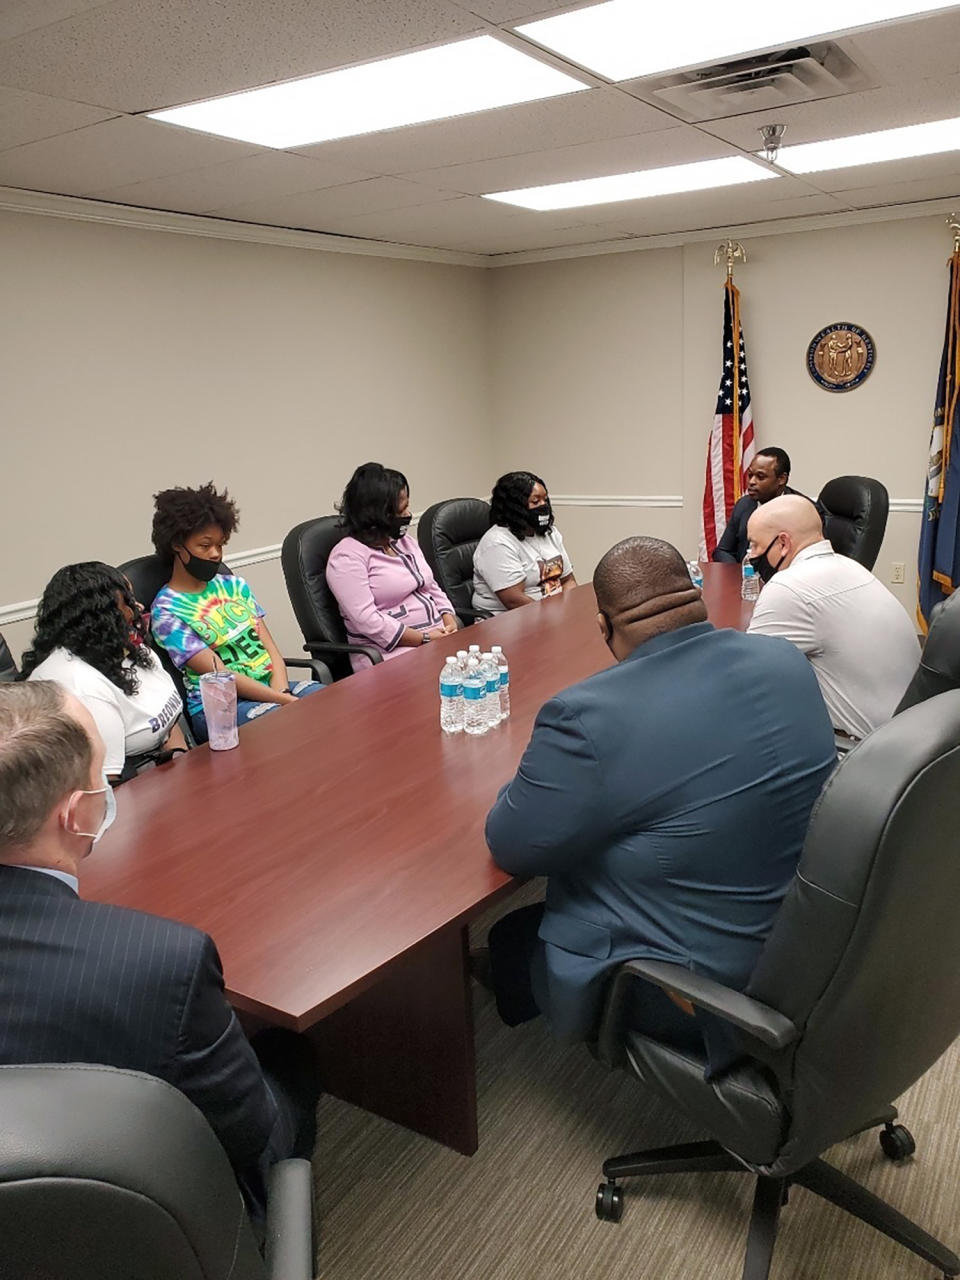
[421,631,432,643]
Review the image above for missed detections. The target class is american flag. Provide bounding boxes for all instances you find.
[699,279,756,560]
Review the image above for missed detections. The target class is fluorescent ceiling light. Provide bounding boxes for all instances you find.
[147,36,587,148]
[776,116,960,173]
[484,156,776,211]
[515,0,959,81]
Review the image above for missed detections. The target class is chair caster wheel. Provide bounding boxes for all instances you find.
[880,1123,916,1161]
[596,1181,623,1222]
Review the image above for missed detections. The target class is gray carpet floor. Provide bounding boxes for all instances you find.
[311,890,960,1280]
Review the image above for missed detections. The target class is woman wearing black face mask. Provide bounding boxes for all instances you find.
[150,482,323,738]
[326,463,457,673]
[472,472,577,614]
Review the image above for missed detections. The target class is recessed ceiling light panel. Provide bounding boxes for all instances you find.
[776,116,960,172]
[484,156,776,211]
[516,0,960,81]
[148,36,588,148]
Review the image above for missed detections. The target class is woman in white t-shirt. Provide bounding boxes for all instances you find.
[472,472,578,614]
[23,562,186,781]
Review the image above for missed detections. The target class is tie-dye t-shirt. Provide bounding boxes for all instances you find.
[151,574,272,715]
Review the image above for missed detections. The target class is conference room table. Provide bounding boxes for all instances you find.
[82,562,752,1156]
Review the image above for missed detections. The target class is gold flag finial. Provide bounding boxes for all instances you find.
[714,239,746,279]
[948,213,960,254]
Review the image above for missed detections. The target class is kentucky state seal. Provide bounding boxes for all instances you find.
[807,323,875,392]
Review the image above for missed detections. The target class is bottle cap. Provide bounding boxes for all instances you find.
[491,645,502,654]
[445,656,458,665]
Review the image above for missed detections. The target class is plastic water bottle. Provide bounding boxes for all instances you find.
[741,562,760,602]
[456,649,468,672]
[439,656,463,735]
[687,560,704,590]
[468,643,481,665]
[481,652,501,727]
[491,644,509,721]
[462,658,488,735]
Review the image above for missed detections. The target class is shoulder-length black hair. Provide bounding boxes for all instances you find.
[151,481,239,565]
[337,463,409,546]
[489,471,551,540]
[21,562,151,695]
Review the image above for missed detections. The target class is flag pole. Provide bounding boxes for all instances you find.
[714,240,747,496]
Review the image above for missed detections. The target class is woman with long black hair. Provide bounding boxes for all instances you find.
[22,562,185,780]
[472,472,577,614]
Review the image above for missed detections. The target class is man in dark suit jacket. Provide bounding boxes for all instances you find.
[713,446,799,563]
[0,680,318,1217]
[484,537,836,1065]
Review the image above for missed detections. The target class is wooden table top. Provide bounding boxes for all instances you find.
[82,562,748,1029]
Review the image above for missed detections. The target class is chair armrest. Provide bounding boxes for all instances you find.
[264,1158,314,1280]
[302,640,382,666]
[283,656,333,686]
[602,959,797,1057]
[456,607,493,624]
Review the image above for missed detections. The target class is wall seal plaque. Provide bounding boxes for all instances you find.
[807,323,875,392]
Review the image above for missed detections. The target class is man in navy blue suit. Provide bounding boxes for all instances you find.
[484,536,836,1065]
[0,680,319,1219]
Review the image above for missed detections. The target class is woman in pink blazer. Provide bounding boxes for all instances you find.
[326,463,458,672]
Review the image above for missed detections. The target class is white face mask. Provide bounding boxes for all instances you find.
[67,779,117,845]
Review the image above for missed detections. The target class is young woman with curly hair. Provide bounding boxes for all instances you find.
[22,562,186,780]
[149,481,322,738]
[472,472,577,614]
[326,463,457,672]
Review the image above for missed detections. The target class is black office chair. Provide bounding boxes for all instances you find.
[593,691,960,1280]
[120,554,330,745]
[896,589,960,714]
[417,498,492,625]
[817,475,889,570]
[0,1063,313,1280]
[0,631,18,682]
[281,517,381,682]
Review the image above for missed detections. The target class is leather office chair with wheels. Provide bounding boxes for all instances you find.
[0,1063,313,1280]
[593,691,960,1280]
[281,517,381,682]
[0,631,18,682]
[817,475,889,570]
[896,589,960,714]
[417,498,492,625]
[120,554,330,745]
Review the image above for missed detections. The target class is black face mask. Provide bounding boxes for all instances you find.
[388,515,412,541]
[749,535,784,584]
[178,549,222,583]
[523,503,552,534]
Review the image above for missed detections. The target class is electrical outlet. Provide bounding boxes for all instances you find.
[891,562,905,584]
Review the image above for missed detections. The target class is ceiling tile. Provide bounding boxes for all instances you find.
[589,188,848,236]
[448,0,604,23]
[696,76,960,151]
[0,0,484,113]
[292,87,672,173]
[400,124,735,195]
[89,151,378,213]
[0,86,117,151]
[0,115,257,195]
[209,176,462,228]
[470,224,630,254]
[803,151,960,193]
[836,175,960,206]
[848,9,960,82]
[0,0,113,42]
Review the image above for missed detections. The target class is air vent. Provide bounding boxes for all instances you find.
[642,42,875,122]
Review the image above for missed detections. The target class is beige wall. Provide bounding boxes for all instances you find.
[490,214,948,613]
[0,210,492,659]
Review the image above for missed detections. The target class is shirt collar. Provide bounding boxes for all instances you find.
[791,539,835,565]
[10,866,79,894]
[622,620,715,664]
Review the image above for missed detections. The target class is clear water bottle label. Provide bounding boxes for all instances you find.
[440,681,461,697]
[499,671,509,685]
[463,685,485,700]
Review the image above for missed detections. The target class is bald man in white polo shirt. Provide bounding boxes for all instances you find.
[745,495,919,740]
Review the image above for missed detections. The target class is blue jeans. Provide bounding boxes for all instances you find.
[191,679,322,742]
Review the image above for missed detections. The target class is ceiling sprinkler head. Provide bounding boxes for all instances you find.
[759,123,786,165]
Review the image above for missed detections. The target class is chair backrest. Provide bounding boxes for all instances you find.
[0,631,18,682]
[816,475,889,569]
[417,498,490,620]
[0,1064,264,1280]
[745,691,960,1174]
[281,517,353,680]
[895,589,960,714]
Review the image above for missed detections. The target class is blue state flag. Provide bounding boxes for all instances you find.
[918,251,960,629]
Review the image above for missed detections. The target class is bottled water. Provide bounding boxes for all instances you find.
[439,656,463,735]
[467,643,481,665]
[462,658,488,735]
[456,649,468,672]
[741,562,760,602]
[491,644,510,721]
[686,560,704,590]
[481,652,501,727]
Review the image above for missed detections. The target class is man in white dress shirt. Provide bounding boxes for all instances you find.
[745,495,919,740]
